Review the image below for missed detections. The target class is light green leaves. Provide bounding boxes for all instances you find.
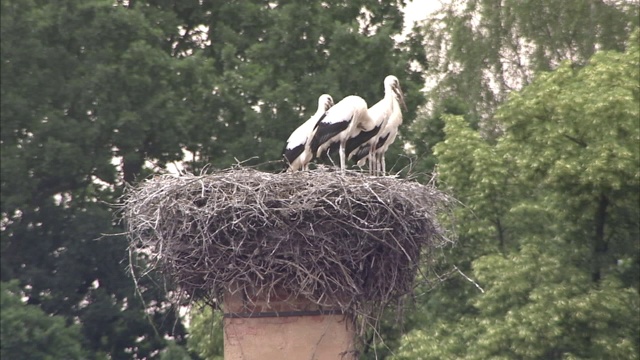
[395,30,640,360]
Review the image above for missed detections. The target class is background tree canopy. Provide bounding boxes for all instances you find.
[1,0,638,359]
[395,29,640,360]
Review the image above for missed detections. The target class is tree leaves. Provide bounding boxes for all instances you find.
[419,0,639,125]
[1,0,427,357]
[1,281,86,360]
[395,30,640,360]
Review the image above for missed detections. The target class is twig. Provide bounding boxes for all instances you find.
[454,265,485,293]
[119,166,458,352]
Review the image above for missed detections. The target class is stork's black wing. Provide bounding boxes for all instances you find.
[375,132,391,150]
[351,144,369,163]
[309,120,349,155]
[351,131,390,163]
[345,125,382,158]
[282,142,305,168]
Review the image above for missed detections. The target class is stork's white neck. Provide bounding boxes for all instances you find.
[384,87,401,112]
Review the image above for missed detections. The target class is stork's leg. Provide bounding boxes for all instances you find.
[373,145,379,175]
[372,154,376,176]
[325,148,335,167]
[372,153,375,175]
[371,152,377,176]
[339,143,346,171]
[372,152,378,176]
[380,154,386,176]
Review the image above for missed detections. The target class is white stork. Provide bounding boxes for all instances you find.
[349,75,406,175]
[308,95,375,171]
[282,94,334,171]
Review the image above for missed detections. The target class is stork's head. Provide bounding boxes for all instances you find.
[318,94,334,112]
[384,75,407,112]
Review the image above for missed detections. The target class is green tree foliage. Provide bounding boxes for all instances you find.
[187,306,224,360]
[407,0,639,168]
[419,0,638,122]
[1,0,192,357]
[159,341,194,360]
[1,0,425,357]
[161,0,427,172]
[1,281,86,359]
[394,31,640,359]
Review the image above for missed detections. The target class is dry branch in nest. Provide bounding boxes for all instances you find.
[122,166,455,334]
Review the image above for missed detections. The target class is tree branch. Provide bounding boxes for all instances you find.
[562,134,588,148]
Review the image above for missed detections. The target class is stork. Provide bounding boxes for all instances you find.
[282,94,334,171]
[349,75,406,175]
[308,95,375,171]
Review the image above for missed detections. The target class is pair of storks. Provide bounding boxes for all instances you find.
[282,75,406,175]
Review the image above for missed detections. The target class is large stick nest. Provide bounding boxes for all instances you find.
[122,167,454,324]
